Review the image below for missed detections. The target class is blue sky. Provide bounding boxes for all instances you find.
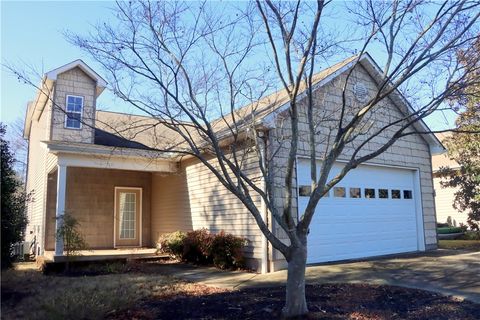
[1,1,135,126]
[1,1,457,131]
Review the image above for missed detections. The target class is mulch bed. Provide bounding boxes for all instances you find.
[109,283,480,320]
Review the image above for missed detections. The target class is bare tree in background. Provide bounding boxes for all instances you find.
[8,0,479,317]
[6,118,28,179]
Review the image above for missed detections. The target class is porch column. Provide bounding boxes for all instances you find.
[54,164,67,256]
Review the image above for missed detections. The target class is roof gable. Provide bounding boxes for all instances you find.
[261,53,445,155]
[23,60,108,139]
[45,59,107,95]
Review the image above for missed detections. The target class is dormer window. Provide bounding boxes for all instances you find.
[65,95,83,129]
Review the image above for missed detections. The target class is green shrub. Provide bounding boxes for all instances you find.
[157,231,187,259]
[56,213,88,273]
[1,124,30,269]
[210,231,247,269]
[182,229,214,264]
[437,226,464,234]
[461,230,480,240]
[157,229,248,269]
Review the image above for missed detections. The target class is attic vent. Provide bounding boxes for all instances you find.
[353,83,369,103]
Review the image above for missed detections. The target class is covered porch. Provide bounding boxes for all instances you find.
[44,142,179,262]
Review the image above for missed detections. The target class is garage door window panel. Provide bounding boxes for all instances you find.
[403,190,413,199]
[364,188,375,198]
[379,189,389,199]
[350,188,361,198]
[334,187,346,198]
[391,189,401,199]
[299,185,311,197]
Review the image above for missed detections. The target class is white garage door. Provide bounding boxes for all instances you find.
[297,159,422,264]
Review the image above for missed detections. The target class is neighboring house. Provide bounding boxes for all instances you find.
[432,133,468,227]
[23,54,444,273]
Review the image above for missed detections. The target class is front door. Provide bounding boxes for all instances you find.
[114,187,142,247]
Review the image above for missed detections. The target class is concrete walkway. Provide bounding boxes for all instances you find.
[158,250,480,303]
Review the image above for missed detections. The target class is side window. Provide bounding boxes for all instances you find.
[65,95,83,129]
[364,188,375,198]
[334,187,346,198]
[299,185,311,197]
[379,189,388,199]
[349,188,361,198]
[391,189,401,199]
[403,190,413,199]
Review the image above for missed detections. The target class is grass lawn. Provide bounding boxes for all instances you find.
[1,261,226,320]
[438,239,480,251]
[2,260,479,320]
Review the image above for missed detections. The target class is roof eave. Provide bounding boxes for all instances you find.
[43,141,174,160]
[23,78,55,139]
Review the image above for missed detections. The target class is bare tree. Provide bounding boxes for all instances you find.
[7,0,480,317]
[6,117,28,180]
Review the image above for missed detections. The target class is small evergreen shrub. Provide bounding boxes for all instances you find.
[437,226,464,234]
[157,231,187,259]
[210,231,247,269]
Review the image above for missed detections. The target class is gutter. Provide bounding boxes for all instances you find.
[43,141,173,160]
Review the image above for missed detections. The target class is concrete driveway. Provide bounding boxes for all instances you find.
[158,250,480,303]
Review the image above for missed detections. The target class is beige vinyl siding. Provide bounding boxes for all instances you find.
[150,150,264,269]
[433,176,467,226]
[184,154,263,267]
[151,172,193,243]
[269,64,437,270]
[50,67,96,143]
[25,101,53,254]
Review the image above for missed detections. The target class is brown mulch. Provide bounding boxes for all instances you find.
[108,283,480,320]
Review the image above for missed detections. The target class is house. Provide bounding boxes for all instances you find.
[432,133,467,227]
[23,54,444,273]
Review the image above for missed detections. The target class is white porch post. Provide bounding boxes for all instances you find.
[54,164,67,256]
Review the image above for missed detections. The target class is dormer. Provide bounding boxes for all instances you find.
[23,60,107,144]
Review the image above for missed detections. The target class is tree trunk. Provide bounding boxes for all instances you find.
[282,243,308,318]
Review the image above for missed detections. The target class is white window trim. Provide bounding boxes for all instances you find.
[113,187,143,248]
[64,95,84,130]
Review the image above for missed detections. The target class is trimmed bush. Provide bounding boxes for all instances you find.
[156,229,248,270]
[182,229,214,264]
[437,226,464,234]
[210,231,247,269]
[157,231,187,259]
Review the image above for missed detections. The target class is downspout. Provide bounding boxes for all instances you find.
[258,130,269,274]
